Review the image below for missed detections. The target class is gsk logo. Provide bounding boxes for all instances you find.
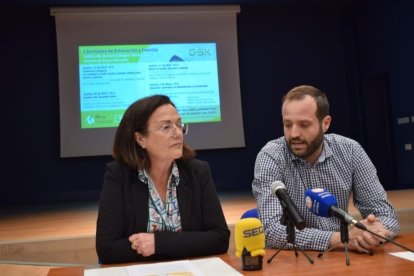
[189,48,211,56]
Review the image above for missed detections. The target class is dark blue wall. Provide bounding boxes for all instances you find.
[1,0,413,206]
[354,0,414,189]
[389,1,414,189]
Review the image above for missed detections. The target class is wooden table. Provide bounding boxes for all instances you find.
[220,233,414,275]
[43,233,414,275]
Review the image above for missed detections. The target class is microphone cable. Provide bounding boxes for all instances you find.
[362,228,414,253]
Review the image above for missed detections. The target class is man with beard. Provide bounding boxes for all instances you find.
[252,85,399,253]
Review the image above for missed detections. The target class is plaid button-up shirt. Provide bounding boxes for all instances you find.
[252,134,400,251]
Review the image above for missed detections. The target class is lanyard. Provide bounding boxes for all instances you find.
[147,176,181,232]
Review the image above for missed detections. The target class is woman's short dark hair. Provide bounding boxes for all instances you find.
[112,95,195,170]
[282,85,330,121]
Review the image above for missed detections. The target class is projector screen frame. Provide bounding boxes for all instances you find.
[51,5,245,157]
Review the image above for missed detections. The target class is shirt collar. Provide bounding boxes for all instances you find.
[138,161,180,186]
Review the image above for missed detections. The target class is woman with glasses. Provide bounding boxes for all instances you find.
[96,95,229,264]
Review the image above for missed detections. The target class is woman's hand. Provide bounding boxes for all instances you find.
[129,233,156,257]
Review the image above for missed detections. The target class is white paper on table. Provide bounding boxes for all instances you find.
[389,251,414,262]
[84,257,243,276]
[126,259,205,276]
[85,266,129,276]
[191,257,242,276]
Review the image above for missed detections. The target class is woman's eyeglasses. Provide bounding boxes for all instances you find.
[156,122,188,136]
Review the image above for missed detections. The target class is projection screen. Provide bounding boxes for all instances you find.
[51,5,244,157]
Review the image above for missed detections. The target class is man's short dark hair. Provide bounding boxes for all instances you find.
[282,85,330,121]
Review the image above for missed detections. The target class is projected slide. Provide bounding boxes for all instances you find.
[79,43,221,129]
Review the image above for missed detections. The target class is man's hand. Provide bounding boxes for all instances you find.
[330,214,392,253]
[348,214,391,252]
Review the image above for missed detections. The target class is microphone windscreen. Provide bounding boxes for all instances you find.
[304,188,338,217]
[241,208,259,219]
[235,218,265,257]
[270,180,285,194]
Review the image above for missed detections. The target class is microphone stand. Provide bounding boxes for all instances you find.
[267,208,314,264]
[340,220,351,265]
[318,221,352,264]
[318,221,373,265]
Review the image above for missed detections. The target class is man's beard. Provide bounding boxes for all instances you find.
[286,128,324,159]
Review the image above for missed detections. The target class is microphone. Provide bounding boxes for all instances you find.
[241,208,259,219]
[304,188,367,230]
[271,181,306,230]
[305,188,414,253]
[235,218,266,271]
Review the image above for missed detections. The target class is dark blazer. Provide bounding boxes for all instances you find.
[96,158,230,264]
